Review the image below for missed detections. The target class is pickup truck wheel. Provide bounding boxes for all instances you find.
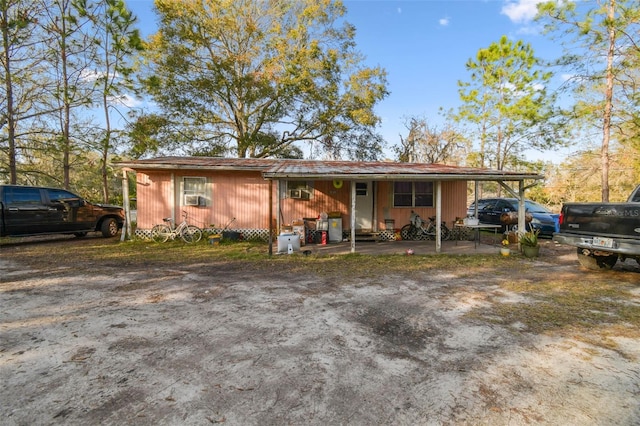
[101,218,119,238]
[576,249,618,270]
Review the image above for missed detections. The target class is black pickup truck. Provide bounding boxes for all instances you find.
[553,184,640,270]
[0,185,124,238]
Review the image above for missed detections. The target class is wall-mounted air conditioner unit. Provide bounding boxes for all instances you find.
[184,194,200,206]
[288,189,302,199]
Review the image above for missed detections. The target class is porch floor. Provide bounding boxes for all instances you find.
[275,236,503,256]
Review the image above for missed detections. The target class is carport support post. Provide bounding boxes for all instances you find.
[435,180,442,253]
[268,179,273,256]
[517,180,525,249]
[350,180,356,253]
[121,168,132,241]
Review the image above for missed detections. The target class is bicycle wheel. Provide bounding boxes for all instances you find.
[440,224,451,241]
[400,224,417,240]
[181,225,203,243]
[151,224,171,243]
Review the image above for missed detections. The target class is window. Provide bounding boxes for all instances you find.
[393,182,433,207]
[183,177,207,206]
[47,189,80,202]
[355,182,368,196]
[285,181,313,199]
[5,187,41,204]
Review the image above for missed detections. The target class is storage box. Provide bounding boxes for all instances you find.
[464,217,479,226]
[222,231,241,241]
[292,225,306,246]
[277,233,301,253]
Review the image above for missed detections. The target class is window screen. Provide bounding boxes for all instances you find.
[393,182,433,207]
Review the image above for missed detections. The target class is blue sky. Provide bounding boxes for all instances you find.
[126,0,566,161]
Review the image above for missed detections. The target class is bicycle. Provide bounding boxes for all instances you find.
[401,211,451,241]
[151,211,203,243]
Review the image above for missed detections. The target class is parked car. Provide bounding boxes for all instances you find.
[0,185,124,238]
[467,198,558,236]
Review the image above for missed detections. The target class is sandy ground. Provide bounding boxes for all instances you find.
[1,238,640,425]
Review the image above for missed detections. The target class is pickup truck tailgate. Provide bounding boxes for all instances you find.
[561,203,640,237]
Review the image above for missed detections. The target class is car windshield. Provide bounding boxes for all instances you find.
[523,201,551,213]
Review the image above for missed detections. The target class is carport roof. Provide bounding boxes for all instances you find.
[118,156,543,181]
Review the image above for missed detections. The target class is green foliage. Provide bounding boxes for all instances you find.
[519,229,539,247]
[536,0,640,201]
[455,35,567,171]
[140,0,389,159]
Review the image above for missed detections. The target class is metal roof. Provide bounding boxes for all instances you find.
[117,156,543,181]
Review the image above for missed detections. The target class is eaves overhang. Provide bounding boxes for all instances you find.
[261,172,544,181]
[116,156,544,182]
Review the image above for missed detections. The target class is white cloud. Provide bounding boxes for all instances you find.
[109,94,143,108]
[439,17,450,27]
[516,25,542,35]
[501,0,546,24]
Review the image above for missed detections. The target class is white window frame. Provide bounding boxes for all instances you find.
[284,180,313,200]
[182,177,208,206]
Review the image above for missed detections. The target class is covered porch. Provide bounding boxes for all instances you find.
[263,162,543,255]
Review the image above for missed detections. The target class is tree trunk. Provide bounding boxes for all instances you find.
[601,0,616,202]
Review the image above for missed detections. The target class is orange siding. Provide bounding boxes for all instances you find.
[136,170,273,229]
[136,172,174,228]
[279,180,350,224]
[375,180,468,229]
[135,170,469,231]
[210,171,271,229]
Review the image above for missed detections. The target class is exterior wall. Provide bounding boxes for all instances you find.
[136,172,175,229]
[279,180,350,225]
[375,180,468,230]
[136,169,273,230]
[135,170,469,234]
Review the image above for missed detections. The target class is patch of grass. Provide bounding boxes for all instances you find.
[3,236,520,279]
[467,276,640,352]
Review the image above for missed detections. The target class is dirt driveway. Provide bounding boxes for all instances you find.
[1,237,639,425]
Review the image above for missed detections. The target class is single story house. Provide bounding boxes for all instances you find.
[117,157,543,253]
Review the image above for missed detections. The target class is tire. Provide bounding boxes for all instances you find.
[151,224,171,243]
[401,224,417,240]
[181,225,203,243]
[74,232,88,238]
[440,225,450,241]
[101,218,119,238]
[576,248,618,270]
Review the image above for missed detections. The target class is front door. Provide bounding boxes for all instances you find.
[354,181,373,230]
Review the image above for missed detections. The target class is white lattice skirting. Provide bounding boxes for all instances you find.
[135,226,476,242]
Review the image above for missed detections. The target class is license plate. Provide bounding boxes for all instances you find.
[592,237,614,248]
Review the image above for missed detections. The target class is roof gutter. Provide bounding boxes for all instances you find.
[261,173,544,181]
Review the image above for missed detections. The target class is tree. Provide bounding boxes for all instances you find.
[536,0,640,202]
[38,0,98,189]
[395,115,467,164]
[141,0,388,159]
[77,0,143,202]
[0,0,50,183]
[455,36,563,171]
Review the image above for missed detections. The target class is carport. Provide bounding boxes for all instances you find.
[262,162,543,255]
